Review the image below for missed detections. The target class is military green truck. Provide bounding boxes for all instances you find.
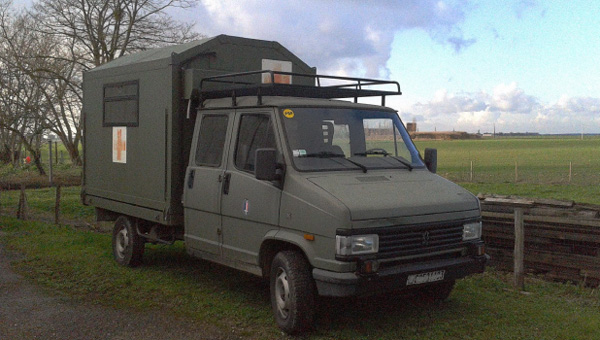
[82,35,488,333]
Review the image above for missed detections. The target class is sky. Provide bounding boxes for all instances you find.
[12,0,600,134]
[183,0,600,134]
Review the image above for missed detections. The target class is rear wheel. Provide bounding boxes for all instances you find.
[112,216,145,267]
[270,251,315,334]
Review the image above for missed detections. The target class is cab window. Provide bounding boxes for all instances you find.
[234,114,276,172]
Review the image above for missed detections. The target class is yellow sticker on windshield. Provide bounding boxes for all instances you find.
[283,109,295,119]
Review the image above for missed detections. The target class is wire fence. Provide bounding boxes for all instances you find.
[439,160,600,186]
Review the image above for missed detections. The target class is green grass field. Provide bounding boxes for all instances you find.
[414,136,600,205]
[1,217,599,339]
[2,136,600,203]
[415,136,600,185]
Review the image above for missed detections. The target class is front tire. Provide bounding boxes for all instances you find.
[270,251,315,334]
[112,216,145,267]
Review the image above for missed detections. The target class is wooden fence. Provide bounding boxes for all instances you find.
[480,195,600,286]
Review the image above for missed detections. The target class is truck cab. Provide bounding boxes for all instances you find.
[181,71,487,333]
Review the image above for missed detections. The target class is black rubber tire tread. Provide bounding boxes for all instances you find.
[270,250,315,334]
[112,216,145,267]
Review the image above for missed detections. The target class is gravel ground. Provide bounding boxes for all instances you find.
[0,237,242,340]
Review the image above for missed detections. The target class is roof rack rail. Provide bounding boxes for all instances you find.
[198,70,401,107]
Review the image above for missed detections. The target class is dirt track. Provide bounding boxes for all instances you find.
[0,237,240,340]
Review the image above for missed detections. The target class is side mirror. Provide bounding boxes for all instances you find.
[424,148,437,173]
[255,148,279,181]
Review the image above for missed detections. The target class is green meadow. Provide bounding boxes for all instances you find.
[415,136,600,204]
[2,216,600,339]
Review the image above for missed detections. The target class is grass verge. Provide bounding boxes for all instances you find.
[1,216,599,339]
[0,186,95,224]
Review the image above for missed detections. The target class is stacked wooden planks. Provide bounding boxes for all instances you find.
[480,194,600,286]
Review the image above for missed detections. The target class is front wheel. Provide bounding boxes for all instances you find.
[112,216,145,267]
[270,251,315,334]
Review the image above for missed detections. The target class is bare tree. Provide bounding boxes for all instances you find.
[1,0,203,167]
[32,0,203,67]
[0,1,47,174]
[23,0,203,166]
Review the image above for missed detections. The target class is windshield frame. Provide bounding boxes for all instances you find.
[278,106,425,173]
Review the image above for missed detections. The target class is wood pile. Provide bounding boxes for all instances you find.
[479,194,600,286]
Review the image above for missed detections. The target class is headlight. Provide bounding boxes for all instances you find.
[336,234,379,256]
[463,221,482,241]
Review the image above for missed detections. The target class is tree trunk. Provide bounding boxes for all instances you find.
[31,151,46,176]
[65,140,82,166]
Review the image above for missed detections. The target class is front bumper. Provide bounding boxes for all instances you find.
[313,254,489,297]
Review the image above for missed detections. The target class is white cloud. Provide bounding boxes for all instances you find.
[401,84,600,134]
[195,0,473,77]
[490,82,539,113]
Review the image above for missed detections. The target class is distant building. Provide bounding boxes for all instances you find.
[410,131,481,140]
[406,122,417,133]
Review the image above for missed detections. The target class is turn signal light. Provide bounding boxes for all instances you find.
[476,244,485,256]
[360,260,380,274]
[304,234,315,241]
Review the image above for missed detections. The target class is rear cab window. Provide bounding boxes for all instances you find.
[195,115,229,167]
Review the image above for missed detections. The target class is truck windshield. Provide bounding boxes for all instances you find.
[280,107,425,172]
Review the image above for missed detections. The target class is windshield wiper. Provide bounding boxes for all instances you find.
[389,156,413,171]
[305,152,368,173]
[354,149,413,171]
[342,158,368,173]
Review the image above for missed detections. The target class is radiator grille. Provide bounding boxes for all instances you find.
[377,223,465,259]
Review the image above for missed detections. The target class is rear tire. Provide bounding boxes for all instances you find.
[112,216,145,267]
[270,251,315,334]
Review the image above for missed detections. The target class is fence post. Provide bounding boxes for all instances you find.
[17,184,27,220]
[470,160,473,182]
[54,185,61,225]
[48,140,54,186]
[514,207,525,291]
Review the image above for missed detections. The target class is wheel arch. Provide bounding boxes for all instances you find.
[259,230,315,279]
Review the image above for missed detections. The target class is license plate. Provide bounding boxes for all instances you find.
[406,270,445,286]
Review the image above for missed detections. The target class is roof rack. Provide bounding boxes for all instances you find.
[197,70,401,107]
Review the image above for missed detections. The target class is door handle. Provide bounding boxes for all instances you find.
[187,169,195,189]
[222,173,231,195]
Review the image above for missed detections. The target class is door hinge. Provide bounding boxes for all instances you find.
[187,170,195,189]
[222,173,231,195]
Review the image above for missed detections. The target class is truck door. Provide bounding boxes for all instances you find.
[220,111,282,265]
[183,112,233,256]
